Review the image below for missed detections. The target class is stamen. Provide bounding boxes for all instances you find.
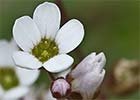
[0,67,19,90]
[32,38,59,63]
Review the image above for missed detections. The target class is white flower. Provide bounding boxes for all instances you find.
[12,2,84,73]
[70,52,106,100]
[0,40,40,100]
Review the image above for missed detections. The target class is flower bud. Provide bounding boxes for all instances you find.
[70,52,106,78]
[51,77,71,99]
[69,52,106,100]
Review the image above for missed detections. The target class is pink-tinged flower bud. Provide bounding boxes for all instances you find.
[71,52,106,78]
[68,52,106,100]
[51,77,71,99]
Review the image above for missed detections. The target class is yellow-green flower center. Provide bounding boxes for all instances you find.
[32,38,59,63]
[0,67,19,90]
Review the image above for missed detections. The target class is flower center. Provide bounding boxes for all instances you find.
[0,67,19,90]
[32,38,59,63]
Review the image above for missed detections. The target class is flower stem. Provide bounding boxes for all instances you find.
[47,71,55,81]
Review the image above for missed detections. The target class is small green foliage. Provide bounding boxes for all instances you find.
[0,67,19,90]
[32,38,59,63]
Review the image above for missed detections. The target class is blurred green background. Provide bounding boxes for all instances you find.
[0,0,139,99]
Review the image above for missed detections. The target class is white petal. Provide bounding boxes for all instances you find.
[0,40,15,67]
[0,85,4,98]
[0,40,9,66]
[9,39,19,66]
[16,67,40,85]
[13,16,41,52]
[9,39,19,52]
[13,51,42,70]
[0,40,8,47]
[33,2,60,39]
[55,19,84,53]
[3,86,29,100]
[43,54,73,73]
